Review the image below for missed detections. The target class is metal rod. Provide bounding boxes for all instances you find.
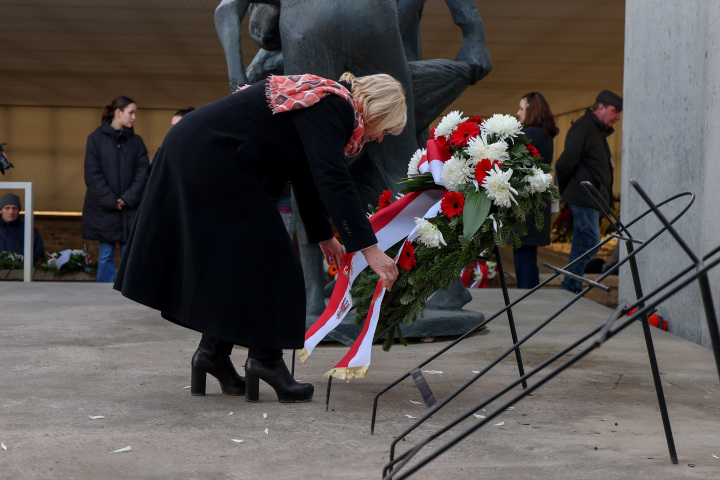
[494,244,527,389]
[325,376,332,412]
[626,240,678,464]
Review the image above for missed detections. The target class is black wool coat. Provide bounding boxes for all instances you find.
[114,80,377,350]
[519,126,553,246]
[555,110,614,209]
[81,122,149,243]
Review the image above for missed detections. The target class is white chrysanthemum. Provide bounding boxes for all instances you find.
[523,166,553,194]
[465,136,510,163]
[440,154,474,191]
[414,218,446,249]
[407,148,426,176]
[480,114,524,141]
[434,110,467,139]
[482,165,518,208]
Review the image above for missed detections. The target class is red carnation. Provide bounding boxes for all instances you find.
[398,240,417,271]
[474,158,493,185]
[526,143,541,157]
[450,121,481,147]
[441,190,466,218]
[378,190,393,210]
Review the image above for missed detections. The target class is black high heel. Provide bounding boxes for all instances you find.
[191,348,245,396]
[244,358,314,403]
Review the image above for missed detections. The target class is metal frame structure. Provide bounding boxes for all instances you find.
[377,181,720,478]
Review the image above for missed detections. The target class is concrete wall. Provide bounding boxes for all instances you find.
[622,0,720,347]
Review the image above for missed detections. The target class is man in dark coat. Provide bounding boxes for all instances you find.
[81,113,148,283]
[114,73,404,403]
[0,193,45,262]
[555,90,622,293]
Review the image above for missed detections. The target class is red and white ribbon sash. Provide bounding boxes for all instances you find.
[300,189,443,370]
[324,204,443,379]
[417,138,452,185]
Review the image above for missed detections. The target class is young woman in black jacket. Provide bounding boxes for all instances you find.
[82,96,149,283]
[514,92,559,288]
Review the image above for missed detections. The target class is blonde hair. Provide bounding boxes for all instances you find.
[340,72,407,135]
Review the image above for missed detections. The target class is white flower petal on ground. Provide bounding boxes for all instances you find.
[1,442,6,451]
[481,114,524,141]
[434,110,467,138]
[473,414,486,419]
[414,219,446,249]
[231,439,244,443]
[410,400,422,404]
[264,428,269,435]
[494,421,505,426]
[89,415,105,420]
[465,136,510,163]
[405,414,417,419]
[113,446,132,453]
[523,166,553,194]
[440,154,474,191]
[407,148,426,176]
[482,165,518,208]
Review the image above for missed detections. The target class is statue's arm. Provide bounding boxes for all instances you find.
[215,0,273,91]
[444,0,492,83]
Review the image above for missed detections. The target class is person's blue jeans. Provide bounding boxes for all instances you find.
[97,241,126,283]
[561,204,601,293]
[513,245,539,289]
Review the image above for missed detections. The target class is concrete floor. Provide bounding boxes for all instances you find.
[0,283,718,479]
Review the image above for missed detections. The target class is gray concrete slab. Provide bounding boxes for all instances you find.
[1,282,719,479]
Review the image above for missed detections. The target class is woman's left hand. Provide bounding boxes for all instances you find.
[319,237,345,269]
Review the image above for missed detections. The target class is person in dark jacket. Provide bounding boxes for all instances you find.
[514,92,559,288]
[0,193,45,262]
[115,72,406,404]
[555,90,622,293]
[82,96,149,283]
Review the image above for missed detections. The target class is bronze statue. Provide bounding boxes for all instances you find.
[215,0,492,318]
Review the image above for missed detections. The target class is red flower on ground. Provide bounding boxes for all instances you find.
[441,190,466,218]
[378,190,393,210]
[526,143,541,157]
[398,240,417,271]
[450,121,481,147]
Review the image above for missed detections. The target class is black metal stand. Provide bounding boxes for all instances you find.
[381,182,720,479]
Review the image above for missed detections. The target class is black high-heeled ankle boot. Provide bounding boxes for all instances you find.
[244,358,314,403]
[191,347,245,396]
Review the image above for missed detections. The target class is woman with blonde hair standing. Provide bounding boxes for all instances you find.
[82,96,149,283]
[116,72,406,404]
[514,91,559,288]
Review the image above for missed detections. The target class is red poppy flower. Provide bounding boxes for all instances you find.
[526,143,541,157]
[474,158,494,185]
[378,190,393,210]
[441,190,466,218]
[450,121,481,147]
[398,240,417,271]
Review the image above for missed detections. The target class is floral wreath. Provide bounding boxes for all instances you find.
[350,111,559,349]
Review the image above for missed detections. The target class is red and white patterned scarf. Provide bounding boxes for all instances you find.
[265,74,365,156]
